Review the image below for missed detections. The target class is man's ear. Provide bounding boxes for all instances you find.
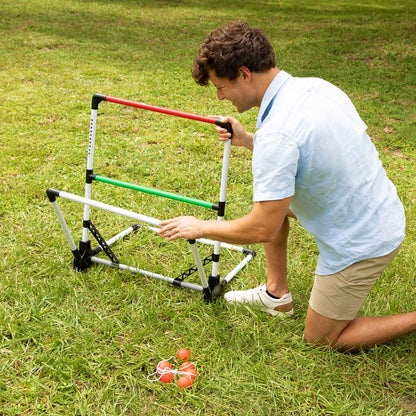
[239,66,252,81]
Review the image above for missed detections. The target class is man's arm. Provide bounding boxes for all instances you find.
[158,197,292,245]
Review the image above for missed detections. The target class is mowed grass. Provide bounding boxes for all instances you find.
[0,0,415,414]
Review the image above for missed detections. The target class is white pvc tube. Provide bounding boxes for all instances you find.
[195,237,248,253]
[219,139,231,203]
[51,200,77,251]
[57,190,161,227]
[82,184,92,243]
[87,109,97,171]
[222,253,254,283]
[90,256,203,292]
[211,139,231,277]
[189,242,209,289]
[82,108,98,242]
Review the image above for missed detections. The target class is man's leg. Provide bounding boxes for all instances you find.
[304,306,416,352]
[304,245,416,351]
[223,216,293,315]
[263,215,290,297]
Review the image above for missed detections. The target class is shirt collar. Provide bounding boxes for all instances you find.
[256,70,292,129]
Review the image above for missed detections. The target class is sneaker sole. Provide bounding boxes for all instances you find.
[225,296,294,317]
[262,307,294,317]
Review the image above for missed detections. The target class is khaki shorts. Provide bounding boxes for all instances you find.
[309,245,401,321]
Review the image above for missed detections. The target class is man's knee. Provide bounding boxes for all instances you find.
[303,327,318,345]
[304,306,350,347]
[303,324,342,348]
[303,324,330,346]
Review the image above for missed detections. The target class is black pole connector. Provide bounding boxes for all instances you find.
[217,201,226,218]
[46,188,60,202]
[91,93,107,110]
[86,169,95,184]
[243,248,256,257]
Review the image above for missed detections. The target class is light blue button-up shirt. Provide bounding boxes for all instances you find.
[253,71,405,275]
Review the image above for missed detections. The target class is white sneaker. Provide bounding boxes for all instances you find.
[224,284,294,316]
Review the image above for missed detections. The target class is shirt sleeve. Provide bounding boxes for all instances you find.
[252,130,299,202]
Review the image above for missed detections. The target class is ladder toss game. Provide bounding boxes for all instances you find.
[46,93,255,302]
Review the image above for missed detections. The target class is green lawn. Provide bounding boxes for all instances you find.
[0,0,415,414]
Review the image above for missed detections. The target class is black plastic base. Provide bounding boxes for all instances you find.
[73,240,92,271]
[209,274,219,290]
[203,287,212,303]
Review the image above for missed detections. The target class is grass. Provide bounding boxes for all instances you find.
[0,0,415,414]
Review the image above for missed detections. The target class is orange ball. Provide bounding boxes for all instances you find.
[177,375,193,388]
[179,362,195,372]
[177,348,191,361]
[184,368,198,380]
[160,372,174,384]
[156,360,172,375]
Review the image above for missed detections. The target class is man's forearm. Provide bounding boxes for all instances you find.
[201,214,270,245]
[158,199,292,245]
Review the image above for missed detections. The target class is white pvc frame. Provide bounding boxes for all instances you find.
[47,95,255,301]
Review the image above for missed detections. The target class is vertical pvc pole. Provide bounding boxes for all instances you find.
[51,200,78,252]
[188,239,210,300]
[47,194,89,270]
[82,108,97,242]
[211,139,231,279]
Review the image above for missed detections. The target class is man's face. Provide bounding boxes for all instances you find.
[208,69,256,113]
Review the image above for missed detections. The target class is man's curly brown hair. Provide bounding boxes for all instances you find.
[192,22,276,86]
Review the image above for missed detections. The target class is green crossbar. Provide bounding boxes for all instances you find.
[93,175,218,210]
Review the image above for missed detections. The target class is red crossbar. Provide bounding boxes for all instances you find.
[105,95,217,125]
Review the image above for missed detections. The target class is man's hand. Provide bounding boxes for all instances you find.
[213,116,254,151]
[158,216,206,242]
